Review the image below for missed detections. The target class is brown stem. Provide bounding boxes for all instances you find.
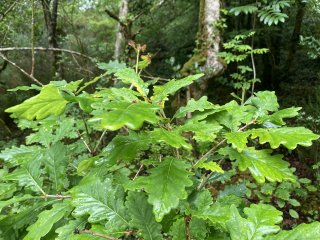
[78,229,119,240]
[184,215,191,240]
[0,53,43,86]
[0,47,94,61]
[43,194,71,199]
[31,0,35,77]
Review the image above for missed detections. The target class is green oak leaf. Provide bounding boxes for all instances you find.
[55,218,87,240]
[192,202,231,230]
[169,218,208,240]
[258,107,301,125]
[150,128,192,149]
[5,84,68,120]
[143,157,193,221]
[71,177,129,231]
[264,222,320,240]
[0,200,55,237]
[44,142,69,191]
[3,159,44,194]
[115,68,149,97]
[90,101,160,130]
[173,96,214,119]
[151,74,203,104]
[101,132,151,165]
[24,201,73,240]
[225,131,250,152]
[97,60,126,74]
[126,192,162,240]
[250,127,319,150]
[176,120,222,142]
[0,145,44,167]
[227,204,282,240]
[246,91,279,113]
[197,161,224,173]
[219,147,296,183]
[0,194,34,212]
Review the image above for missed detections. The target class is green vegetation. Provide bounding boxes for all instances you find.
[0,0,320,239]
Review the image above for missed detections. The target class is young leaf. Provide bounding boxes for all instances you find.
[115,68,149,97]
[5,84,68,120]
[225,131,250,152]
[126,192,162,240]
[250,127,319,150]
[289,209,299,219]
[24,201,73,240]
[197,161,224,173]
[150,128,192,150]
[151,74,203,104]
[219,147,296,183]
[264,222,320,240]
[143,157,193,221]
[173,96,214,119]
[71,177,129,231]
[90,101,160,131]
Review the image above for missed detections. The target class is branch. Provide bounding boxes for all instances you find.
[77,229,119,240]
[0,53,43,86]
[105,8,126,27]
[0,1,18,22]
[43,194,71,199]
[0,47,94,61]
[31,0,36,76]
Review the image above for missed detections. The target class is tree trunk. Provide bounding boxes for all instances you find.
[41,0,62,77]
[114,0,128,60]
[181,0,225,99]
[286,0,306,71]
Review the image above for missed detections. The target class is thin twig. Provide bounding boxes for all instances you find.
[0,0,18,22]
[133,164,144,180]
[0,53,43,86]
[77,130,93,154]
[251,0,258,95]
[0,47,94,61]
[94,130,107,153]
[43,194,71,199]
[78,229,119,240]
[196,120,256,190]
[31,0,35,77]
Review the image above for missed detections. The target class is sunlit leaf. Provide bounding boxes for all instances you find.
[6,84,68,120]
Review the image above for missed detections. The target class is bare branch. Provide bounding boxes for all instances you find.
[43,194,71,199]
[0,0,18,22]
[31,0,36,77]
[0,53,43,86]
[0,47,94,61]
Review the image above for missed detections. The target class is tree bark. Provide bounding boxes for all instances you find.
[181,0,225,99]
[41,0,62,76]
[114,0,128,60]
[286,0,306,71]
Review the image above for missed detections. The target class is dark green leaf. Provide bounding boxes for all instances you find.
[126,192,162,240]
